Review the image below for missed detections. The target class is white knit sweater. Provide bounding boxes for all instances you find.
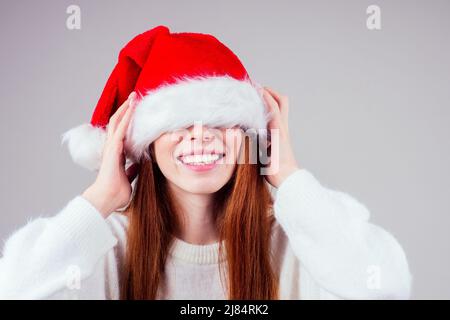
[0,169,413,299]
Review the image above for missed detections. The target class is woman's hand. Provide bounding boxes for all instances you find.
[262,87,300,188]
[82,92,140,218]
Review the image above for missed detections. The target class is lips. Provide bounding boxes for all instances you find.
[175,151,226,172]
[177,152,225,165]
[176,150,225,158]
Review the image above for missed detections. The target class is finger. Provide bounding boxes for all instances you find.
[263,89,281,118]
[120,150,126,166]
[108,92,136,137]
[114,94,137,142]
[108,98,130,135]
[264,87,289,133]
[113,91,137,128]
[264,87,281,105]
[264,87,287,107]
[264,87,289,114]
[263,88,291,136]
[263,93,282,134]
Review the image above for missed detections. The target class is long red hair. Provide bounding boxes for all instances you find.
[120,134,279,299]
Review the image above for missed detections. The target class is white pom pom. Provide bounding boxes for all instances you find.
[61,123,107,171]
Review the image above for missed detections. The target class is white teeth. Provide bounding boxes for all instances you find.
[179,153,222,165]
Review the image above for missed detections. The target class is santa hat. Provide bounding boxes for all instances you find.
[61,25,271,171]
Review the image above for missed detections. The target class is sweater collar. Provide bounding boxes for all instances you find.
[169,237,227,265]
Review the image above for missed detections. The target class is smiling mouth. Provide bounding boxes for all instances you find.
[176,153,226,166]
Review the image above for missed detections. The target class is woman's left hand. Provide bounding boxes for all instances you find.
[262,87,300,188]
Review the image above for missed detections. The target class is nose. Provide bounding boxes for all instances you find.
[188,124,215,143]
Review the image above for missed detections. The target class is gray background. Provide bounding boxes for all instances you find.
[0,0,449,299]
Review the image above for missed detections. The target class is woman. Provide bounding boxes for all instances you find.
[0,25,412,300]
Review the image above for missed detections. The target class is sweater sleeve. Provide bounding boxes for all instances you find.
[273,168,413,299]
[0,195,121,299]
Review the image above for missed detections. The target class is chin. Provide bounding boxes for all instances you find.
[178,178,226,194]
[183,179,225,194]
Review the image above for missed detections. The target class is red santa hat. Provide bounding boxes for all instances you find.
[61,25,270,171]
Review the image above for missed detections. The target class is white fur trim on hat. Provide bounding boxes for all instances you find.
[62,75,271,171]
[126,75,270,162]
[61,123,107,171]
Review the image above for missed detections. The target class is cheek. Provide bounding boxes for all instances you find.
[154,139,177,171]
[224,134,243,163]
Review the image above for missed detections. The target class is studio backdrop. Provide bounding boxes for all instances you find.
[0,0,449,299]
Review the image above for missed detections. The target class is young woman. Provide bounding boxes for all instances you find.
[0,26,412,300]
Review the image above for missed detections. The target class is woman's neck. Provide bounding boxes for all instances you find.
[168,182,219,245]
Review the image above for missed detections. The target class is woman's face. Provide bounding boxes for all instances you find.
[153,124,243,194]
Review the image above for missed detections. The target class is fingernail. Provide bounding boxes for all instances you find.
[128,91,136,102]
[129,92,136,106]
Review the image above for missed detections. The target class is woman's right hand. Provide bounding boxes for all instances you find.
[82,92,140,218]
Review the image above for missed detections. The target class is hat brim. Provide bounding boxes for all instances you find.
[61,75,271,171]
